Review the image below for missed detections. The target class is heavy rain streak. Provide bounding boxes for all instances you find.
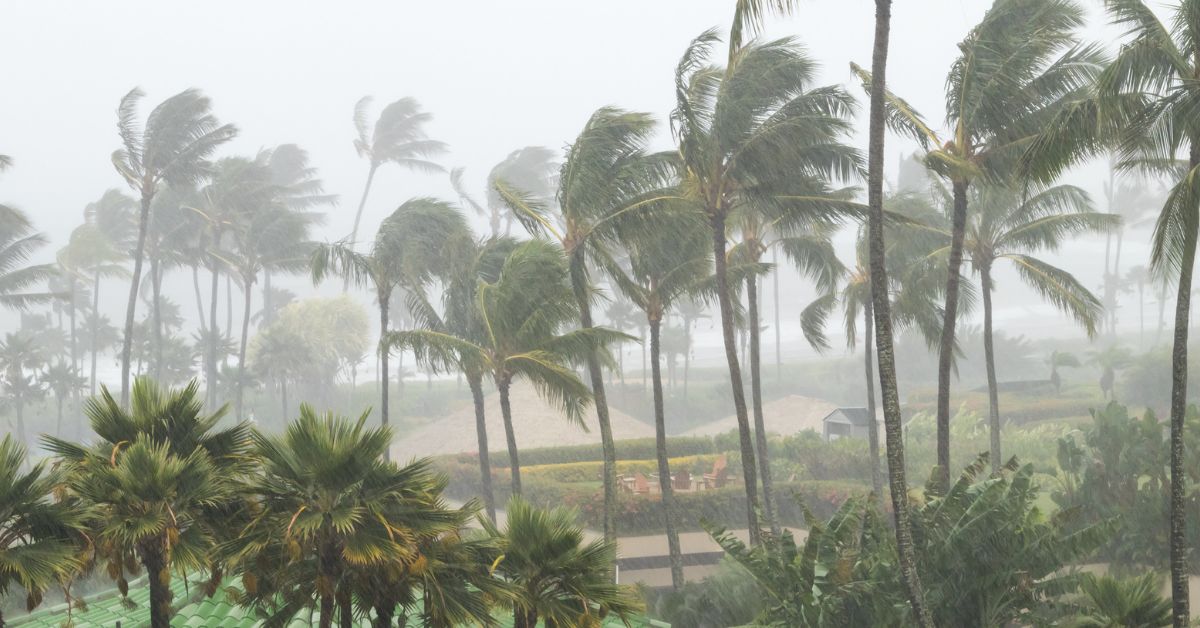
[4,0,1200,626]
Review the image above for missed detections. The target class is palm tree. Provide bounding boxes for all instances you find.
[451,146,557,237]
[83,190,136,393]
[0,332,45,446]
[853,0,1103,489]
[0,205,57,312]
[1101,164,1164,335]
[494,107,673,543]
[1046,350,1081,393]
[313,198,468,446]
[606,210,711,591]
[1069,572,1172,628]
[43,378,251,628]
[111,88,237,406]
[79,311,121,396]
[670,7,860,541]
[0,434,84,628]
[229,405,479,628]
[58,224,126,374]
[1089,344,1133,402]
[41,361,87,437]
[1126,264,1152,341]
[347,97,445,272]
[957,183,1112,466]
[864,0,932,623]
[389,239,627,495]
[483,497,643,628]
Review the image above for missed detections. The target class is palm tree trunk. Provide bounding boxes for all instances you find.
[262,271,272,325]
[69,278,78,372]
[225,274,233,366]
[120,192,152,406]
[1168,147,1199,628]
[1113,229,1125,335]
[935,177,969,492]
[281,378,288,420]
[683,320,691,399]
[569,255,619,544]
[468,372,496,521]
[207,257,221,408]
[981,265,1002,469]
[773,248,782,379]
[55,397,63,438]
[650,317,685,591]
[91,270,101,395]
[192,264,207,333]
[746,274,778,532]
[379,291,391,461]
[14,401,25,447]
[498,376,521,495]
[139,535,172,628]
[337,590,352,628]
[863,300,882,497]
[151,257,163,382]
[345,164,378,291]
[373,603,394,628]
[236,275,253,419]
[867,2,932,625]
[709,212,760,543]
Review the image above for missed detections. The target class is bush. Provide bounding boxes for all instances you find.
[452,436,719,468]
[522,454,724,483]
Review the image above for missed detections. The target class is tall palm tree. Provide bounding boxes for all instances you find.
[43,378,251,628]
[389,239,627,495]
[852,0,1104,489]
[494,107,673,543]
[0,332,45,446]
[483,497,643,628]
[83,190,136,393]
[1101,163,1164,335]
[0,434,84,628]
[313,198,468,447]
[670,9,860,541]
[864,0,932,623]
[111,88,236,406]
[451,146,557,237]
[956,184,1112,465]
[58,224,126,374]
[79,311,121,396]
[41,361,87,437]
[606,210,711,591]
[347,97,445,273]
[0,205,57,312]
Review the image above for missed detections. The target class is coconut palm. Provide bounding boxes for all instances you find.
[451,146,557,237]
[852,0,1104,489]
[606,210,712,591]
[83,190,136,393]
[1046,350,1082,394]
[41,361,87,437]
[494,107,673,542]
[58,224,126,374]
[347,97,445,271]
[43,378,251,628]
[483,497,643,628]
[955,184,1112,466]
[111,88,237,406]
[0,434,84,628]
[0,332,45,446]
[79,311,121,396]
[0,205,57,312]
[670,9,861,541]
[388,239,628,495]
[1101,164,1165,335]
[312,197,468,445]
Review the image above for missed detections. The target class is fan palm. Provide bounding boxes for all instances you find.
[451,146,557,237]
[0,332,45,446]
[111,88,237,406]
[388,239,628,495]
[671,9,861,542]
[493,107,672,542]
[0,434,84,628]
[852,0,1105,489]
[1068,572,1172,628]
[43,378,251,628]
[347,96,445,276]
[483,496,643,628]
[606,210,712,591]
[313,197,468,446]
[954,184,1113,466]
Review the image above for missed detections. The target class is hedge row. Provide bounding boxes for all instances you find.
[523,454,725,483]
[450,436,720,468]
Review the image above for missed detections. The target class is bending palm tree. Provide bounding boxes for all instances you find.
[451,146,557,237]
[957,184,1113,465]
[112,88,236,406]
[313,198,468,448]
[83,190,136,393]
[0,204,57,312]
[671,8,860,540]
[495,107,673,543]
[852,0,1103,488]
[0,332,45,446]
[389,239,628,495]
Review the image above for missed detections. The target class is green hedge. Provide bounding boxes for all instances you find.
[449,436,720,468]
[523,454,724,483]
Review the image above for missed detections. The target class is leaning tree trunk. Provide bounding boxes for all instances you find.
[935,177,969,492]
[139,534,173,628]
[981,264,1002,469]
[90,270,101,395]
[120,192,153,406]
[863,300,882,497]
[1169,146,1200,628]
[192,264,207,333]
[867,1,933,625]
[650,317,685,591]
[207,256,221,408]
[569,255,619,544]
[468,372,496,521]
[151,257,163,382]
[709,211,760,543]
[498,376,521,495]
[746,273,778,532]
[344,163,378,292]
[378,292,391,456]
[236,274,253,420]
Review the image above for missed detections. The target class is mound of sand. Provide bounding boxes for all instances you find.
[680,394,838,437]
[392,379,655,459]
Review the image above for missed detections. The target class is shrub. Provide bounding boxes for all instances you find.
[522,454,724,483]
[452,436,719,468]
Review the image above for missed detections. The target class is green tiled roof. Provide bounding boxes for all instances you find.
[11,577,669,627]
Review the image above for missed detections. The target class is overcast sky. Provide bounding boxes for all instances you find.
[0,0,1141,362]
